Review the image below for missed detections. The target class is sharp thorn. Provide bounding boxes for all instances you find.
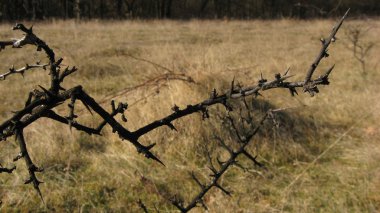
[325,64,335,76]
[166,122,177,131]
[284,67,290,76]
[80,100,93,115]
[146,152,165,166]
[145,143,156,150]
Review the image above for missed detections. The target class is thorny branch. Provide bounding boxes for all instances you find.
[138,10,350,212]
[132,9,350,138]
[0,164,16,174]
[303,8,349,95]
[169,110,271,212]
[0,9,348,205]
[0,62,49,80]
[14,128,45,203]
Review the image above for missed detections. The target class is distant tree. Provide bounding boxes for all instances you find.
[74,0,80,20]
[0,0,378,20]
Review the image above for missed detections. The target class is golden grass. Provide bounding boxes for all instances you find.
[0,18,379,212]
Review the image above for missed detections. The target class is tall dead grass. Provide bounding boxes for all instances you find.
[0,18,379,212]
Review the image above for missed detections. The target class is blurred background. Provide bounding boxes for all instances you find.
[0,0,379,21]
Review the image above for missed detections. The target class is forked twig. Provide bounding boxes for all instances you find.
[303,8,349,95]
[14,128,44,203]
[0,63,49,80]
[169,110,271,212]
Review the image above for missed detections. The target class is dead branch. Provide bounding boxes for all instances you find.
[169,110,270,212]
[0,9,349,204]
[303,8,349,95]
[132,63,334,138]
[14,128,44,203]
[0,164,16,174]
[139,10,349,212]
[132,9,350,136]
[0,62,49,80]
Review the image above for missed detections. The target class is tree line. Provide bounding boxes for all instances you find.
[0,0,378,21]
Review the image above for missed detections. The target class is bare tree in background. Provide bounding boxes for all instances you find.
[74,0,80,20]
[345,24,375,76]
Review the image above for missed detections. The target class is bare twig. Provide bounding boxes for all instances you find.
[170,110,271,212]
[10,24,60,93]
[0,165,16,174]
[303,8,349,95]
[14,128,44,203]
[0,63,49,80]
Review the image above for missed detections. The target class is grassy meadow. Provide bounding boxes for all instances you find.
[0,18,379,212]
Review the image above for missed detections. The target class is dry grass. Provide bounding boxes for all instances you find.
[0,18,379,212]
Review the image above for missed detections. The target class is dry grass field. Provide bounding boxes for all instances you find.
[0,18,379,212]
